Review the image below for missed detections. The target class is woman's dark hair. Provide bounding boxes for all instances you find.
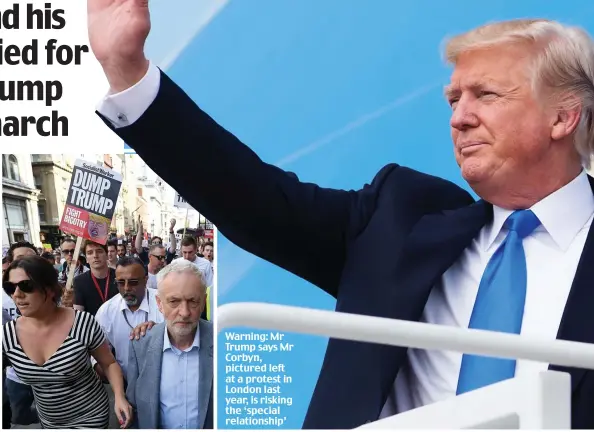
[3,255,63,304]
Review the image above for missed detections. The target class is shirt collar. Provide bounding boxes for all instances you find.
[119,290,150,314]
[484,170,594,252]
[163,324,200,352]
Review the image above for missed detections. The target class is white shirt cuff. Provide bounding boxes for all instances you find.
[96,62,161,128]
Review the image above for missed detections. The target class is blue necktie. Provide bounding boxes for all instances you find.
[456,209,541,395]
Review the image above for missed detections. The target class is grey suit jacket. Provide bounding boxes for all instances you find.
[126,320,214,429]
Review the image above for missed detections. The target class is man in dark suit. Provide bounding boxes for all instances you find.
[88,2,594,428]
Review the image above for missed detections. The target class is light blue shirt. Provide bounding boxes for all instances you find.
[159,327,200,429]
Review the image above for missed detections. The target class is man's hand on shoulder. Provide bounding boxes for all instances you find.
[129,320,156,340]
[88,0,151,93]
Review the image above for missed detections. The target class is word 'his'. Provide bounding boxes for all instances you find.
[0,3,65,30]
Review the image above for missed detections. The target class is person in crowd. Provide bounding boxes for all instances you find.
[73,240,119,316]
[3,257,10,275]
[91,4,594,428]
[117,241,127,260]
[52,253,61,272]
[58,237,88,285]
[6,242,37,264]
[176,236,213,288]
[2,255,133,428]
[195,243,204,258]
[135,217,177,265]
[95,256,163,379]
[41,252,55,267]
[126,259,213,429]
[202,242,213,263]
[107,239,119,269]
[146,244,167,289]
[2,242,38,426]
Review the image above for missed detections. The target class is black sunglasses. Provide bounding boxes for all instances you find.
[62,249,75,255]
[151,255,165,261]
[3,280,36,296]
[116,279,141,287]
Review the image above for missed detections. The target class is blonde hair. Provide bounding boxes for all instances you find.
[444,19,594,168]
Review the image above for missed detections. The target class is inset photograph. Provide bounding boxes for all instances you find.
[2,154,215,429]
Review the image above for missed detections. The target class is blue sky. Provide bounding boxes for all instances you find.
[143,1,594,428]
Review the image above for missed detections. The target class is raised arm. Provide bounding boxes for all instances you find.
[89,0,395,297]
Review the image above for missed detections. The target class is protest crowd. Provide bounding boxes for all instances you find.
[2,154,215,429]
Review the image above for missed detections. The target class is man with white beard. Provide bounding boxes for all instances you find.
[125,260,213,429]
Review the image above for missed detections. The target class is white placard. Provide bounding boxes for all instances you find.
[174,192,192,209]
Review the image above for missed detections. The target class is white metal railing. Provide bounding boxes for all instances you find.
[217,302,594,429]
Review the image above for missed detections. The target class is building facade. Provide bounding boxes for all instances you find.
[3,154,42,249]
[30,154,76,249]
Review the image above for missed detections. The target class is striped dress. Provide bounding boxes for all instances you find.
[2,310,110,428]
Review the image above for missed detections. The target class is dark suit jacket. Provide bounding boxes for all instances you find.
[99,70,594,429]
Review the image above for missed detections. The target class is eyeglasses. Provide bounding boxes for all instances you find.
[116,279,141,287]
[62,249,74,255]
[3,280,36,296]
[151,255,165,261]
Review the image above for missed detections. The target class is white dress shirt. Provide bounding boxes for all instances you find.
[95,288,164,377]
[174,255,214,288]
[159,326,201,429]
[147,272,158,289]
[381,169,594,416]
[97,64,594,415]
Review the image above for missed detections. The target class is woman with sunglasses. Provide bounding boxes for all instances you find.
[2,255,133,429]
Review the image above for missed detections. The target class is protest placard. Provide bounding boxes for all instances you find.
[59,158,122,245]
[174,192,192,209]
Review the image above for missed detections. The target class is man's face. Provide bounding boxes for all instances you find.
[203,245,213,261]
[149,246,166,272]
[151,237,162,246]
[117,245,126,257]
[115,263,147,307]
[13,247,36,261]
[85,244,108,271]
[107,246,117,263]
[156,271,204,338]
[181,245,197,262]
[447,44,554,195]
[61,241,76,263]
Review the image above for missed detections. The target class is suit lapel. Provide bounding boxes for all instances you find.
[198,321,214,429]
[145,324,165,428]
[398,182,592,393]
[549,175,594,391]
[394,200,491,303]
